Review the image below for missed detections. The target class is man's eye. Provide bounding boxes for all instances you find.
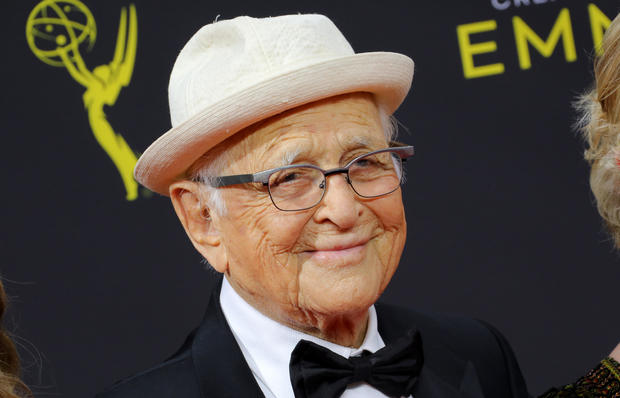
[355,158,381,168]
[272,171,302,186]
[282,172,299,182]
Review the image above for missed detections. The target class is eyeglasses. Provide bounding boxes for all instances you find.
[207,145,414,211]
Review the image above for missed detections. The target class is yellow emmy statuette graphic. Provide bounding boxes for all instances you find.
[26,0,140,201]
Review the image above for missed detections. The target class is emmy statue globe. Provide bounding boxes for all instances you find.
[26,0,139,201]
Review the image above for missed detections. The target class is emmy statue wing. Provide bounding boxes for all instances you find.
[112,5,137,87]
[110,6,127,74]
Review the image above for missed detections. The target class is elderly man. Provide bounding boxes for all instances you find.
[98,14,530,398]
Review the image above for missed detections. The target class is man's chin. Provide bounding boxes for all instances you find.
[298,289,380,318]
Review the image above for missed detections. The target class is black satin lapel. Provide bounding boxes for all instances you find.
[192,276,264,398]
[459,361,485,398]
[412,350,484,398]
[415,366,464,398]
[376,303,485,398]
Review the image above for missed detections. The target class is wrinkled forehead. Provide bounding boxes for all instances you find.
[220,93,386,170]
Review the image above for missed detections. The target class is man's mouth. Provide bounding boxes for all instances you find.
[305,238,370,263]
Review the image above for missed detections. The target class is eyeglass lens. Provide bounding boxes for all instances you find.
[267,151,404,211]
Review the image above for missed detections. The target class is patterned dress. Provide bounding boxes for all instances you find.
[540,357,620,397]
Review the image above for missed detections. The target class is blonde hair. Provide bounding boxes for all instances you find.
[580,12,620,247]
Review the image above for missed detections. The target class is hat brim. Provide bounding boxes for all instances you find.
[134,51,414,196]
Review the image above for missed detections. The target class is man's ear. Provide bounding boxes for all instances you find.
[169,180,228,273]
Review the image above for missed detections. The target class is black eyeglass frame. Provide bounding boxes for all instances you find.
[206,145,414,211]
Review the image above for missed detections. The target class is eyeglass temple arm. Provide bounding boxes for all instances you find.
[389,144,414,161]
[209,169,272,188]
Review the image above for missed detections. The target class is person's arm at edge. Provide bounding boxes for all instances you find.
[611,343,620,362]
[538,343,620,397]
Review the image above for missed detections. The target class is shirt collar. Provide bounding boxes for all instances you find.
[219,276,386,398]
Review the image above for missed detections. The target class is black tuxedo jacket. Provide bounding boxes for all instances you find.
[98,277,530,398]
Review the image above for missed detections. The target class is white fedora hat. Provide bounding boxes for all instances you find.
[134,14,414,196]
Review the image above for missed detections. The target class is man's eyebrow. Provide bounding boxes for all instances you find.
[269,135,377,169]
[277,147,304,167]
[343,136,380,155]
[348,135,372,148]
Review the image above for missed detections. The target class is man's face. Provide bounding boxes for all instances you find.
[211,93,407,330]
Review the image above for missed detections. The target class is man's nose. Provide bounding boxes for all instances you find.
[312,173,362,229]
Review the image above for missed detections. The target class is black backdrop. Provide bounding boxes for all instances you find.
[4,1,620,397]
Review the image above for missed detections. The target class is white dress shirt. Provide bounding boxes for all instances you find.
[220,277,412,398]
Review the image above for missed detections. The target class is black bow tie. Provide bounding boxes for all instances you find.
[289,329,423,398]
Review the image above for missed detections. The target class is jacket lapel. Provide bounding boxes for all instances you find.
[192,277,264,398]
[376,303,485,398]
[189,281,485,398]
[414,347,485,398]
